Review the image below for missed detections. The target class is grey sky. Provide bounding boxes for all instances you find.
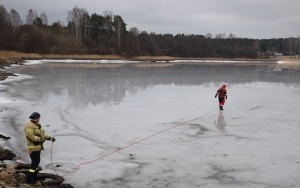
[1,0,300,39]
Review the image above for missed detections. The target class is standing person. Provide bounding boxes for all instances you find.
[24,112,56,184]
[215,83,227,110]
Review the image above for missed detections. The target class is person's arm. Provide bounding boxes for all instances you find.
[44,133,56,142]
[25,126,42,143]
[215,89,219,98]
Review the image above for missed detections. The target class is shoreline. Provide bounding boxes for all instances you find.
[0,50,278,61]
[0,50,297,61]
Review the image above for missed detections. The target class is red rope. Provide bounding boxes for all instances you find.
[61,107,215,177]
[17,152,29,163]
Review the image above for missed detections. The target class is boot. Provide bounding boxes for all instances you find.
[26,171,37,184]
[33,170,39,181]
[220,106,224,110]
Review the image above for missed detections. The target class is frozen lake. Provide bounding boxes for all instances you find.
[1,61,300,188]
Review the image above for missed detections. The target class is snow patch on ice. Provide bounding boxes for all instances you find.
[277,60,287,64]
[23,59,138,64]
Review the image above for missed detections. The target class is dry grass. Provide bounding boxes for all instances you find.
[133,56,176,61]
[3,50,298,62]
[0,51,123,60]
[0,51,42,60]
[274,56,300,69]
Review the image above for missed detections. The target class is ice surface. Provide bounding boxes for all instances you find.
[1,61,300,188]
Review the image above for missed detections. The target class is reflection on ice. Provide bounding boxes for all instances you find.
[214,111,226,134]
[1,62,300,188]
[5,63,300,108]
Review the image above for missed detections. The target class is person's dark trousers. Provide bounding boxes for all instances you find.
[218,97,225,110]
[26,150,41,184]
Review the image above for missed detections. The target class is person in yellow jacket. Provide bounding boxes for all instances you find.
[24,112,56,184]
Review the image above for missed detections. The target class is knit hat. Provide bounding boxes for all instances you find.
[29,112,40,119]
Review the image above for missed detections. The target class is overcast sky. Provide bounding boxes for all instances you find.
[1,0,300,39]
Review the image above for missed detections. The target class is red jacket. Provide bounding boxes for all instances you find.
[215,86,227,98]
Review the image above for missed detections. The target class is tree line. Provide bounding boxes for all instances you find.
[0,5,299,58]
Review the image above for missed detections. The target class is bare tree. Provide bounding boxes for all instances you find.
[228,33,236,39]
[102,11,113,51]
[9,9,22,28]
[113,15,126,50]
[67,6,88,40]
[83,13,91,39]
[215,33,226,39]
[26,9,38,25]
[40,11,48,25]
[129,27,140,36]
[205,33,213,39]
[103,11,113,38]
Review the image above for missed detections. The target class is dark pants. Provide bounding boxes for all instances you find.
[26,151,41,183]
[218,97,225,105]
[30,151,41,170]
[218,97,225,110]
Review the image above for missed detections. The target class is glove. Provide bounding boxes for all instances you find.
[50,137,56,142]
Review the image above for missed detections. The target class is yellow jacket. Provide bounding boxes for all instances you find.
[24,120,51,154]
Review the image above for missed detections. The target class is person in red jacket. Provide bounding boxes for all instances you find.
[215,83,227,110]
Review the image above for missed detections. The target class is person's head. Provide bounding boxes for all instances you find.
[29,112,40,122]
[222,83,227,88]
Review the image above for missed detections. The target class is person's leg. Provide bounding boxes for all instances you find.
[26,151,41,184]
[219,97,225,110]
[222,97,226,110]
